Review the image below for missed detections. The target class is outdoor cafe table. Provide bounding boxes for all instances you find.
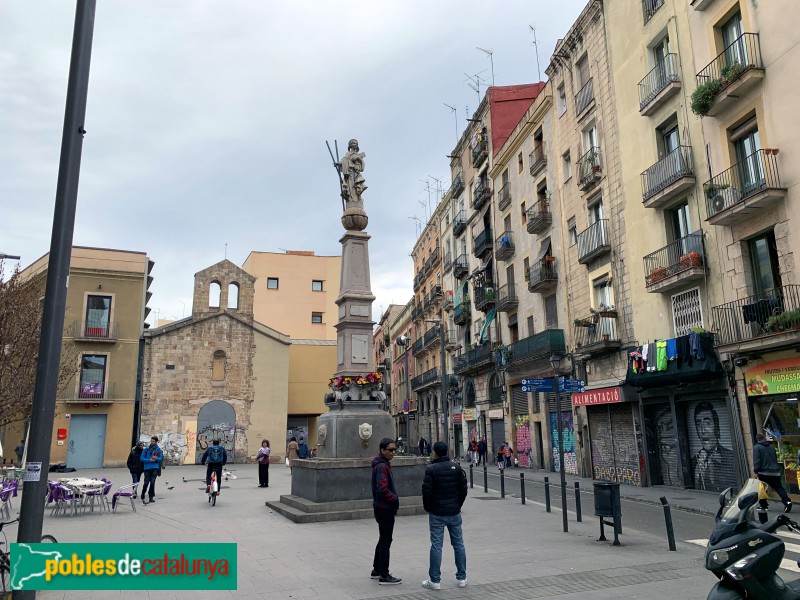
[56,477,107,512]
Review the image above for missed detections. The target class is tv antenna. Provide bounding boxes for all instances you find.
[463,70,486,103]
[418,180,432,221]
[529,25,542,82]
[408,216,422,237]
[443,103,458,143]
[427,174,444,201]
[476,46,495,86]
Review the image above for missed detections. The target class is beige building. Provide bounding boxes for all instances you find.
[13,246,154,468]
[141,259,291,464]
[389,299,417,444]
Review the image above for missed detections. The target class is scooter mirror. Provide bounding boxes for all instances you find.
[719,487,732,508]
[738,491,759,510]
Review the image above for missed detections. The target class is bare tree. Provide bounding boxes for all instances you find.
[0,260,78,429]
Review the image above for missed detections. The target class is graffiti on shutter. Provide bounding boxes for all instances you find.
[589,404,642,486]
[686,398,737,492]
[550,410,577,475]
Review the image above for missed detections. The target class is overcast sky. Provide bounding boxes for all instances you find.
[1,0,586,326]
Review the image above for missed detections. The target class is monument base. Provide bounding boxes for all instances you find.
[266,456,428,523]
[316,400,394,459]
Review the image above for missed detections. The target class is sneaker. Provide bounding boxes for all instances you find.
[456,578,468,588]
[421,579,441,590]
[149,497,155,503]
[370,569,380,580]
[786,502,793,514]
[378,575,402,585]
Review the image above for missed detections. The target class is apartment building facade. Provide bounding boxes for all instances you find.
[390,299,417,444]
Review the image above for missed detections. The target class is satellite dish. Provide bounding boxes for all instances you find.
[712,195,725,213]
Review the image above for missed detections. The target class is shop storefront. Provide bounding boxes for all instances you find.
[745,358,800,495]
[452,412,463,458]
[488,408,505,456]
[578,386,643,486]
[548,393,577,475]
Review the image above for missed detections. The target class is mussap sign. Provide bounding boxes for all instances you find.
[744,359,800,396]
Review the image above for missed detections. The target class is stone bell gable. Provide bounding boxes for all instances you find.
[192,259,255,318]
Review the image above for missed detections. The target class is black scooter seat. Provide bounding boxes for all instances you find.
[788,578,800,593]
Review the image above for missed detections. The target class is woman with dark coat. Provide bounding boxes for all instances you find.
[257,440,271,487]
[127,442,145,484]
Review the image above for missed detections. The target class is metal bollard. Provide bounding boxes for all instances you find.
[469,464,474,489]
[659,497,677,552]
[483,465,488,493]
[500,469,505,498]
[574,482,582,522]
[520,473,526,505]
[544,476,551,512]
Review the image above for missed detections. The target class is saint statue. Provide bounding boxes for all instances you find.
[338,139,367,204]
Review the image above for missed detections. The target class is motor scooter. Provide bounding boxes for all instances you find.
[706,478,800,598]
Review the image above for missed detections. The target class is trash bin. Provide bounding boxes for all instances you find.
[593,481,621,518]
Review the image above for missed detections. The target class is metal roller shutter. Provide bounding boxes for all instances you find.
[589,406,614,482]
[686,398,737,492]
[589,404,641,486]
[546,392,572,412]
[511,385,528,417]
[490,419,506,456]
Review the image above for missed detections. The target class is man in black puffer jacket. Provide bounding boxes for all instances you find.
[420,442,468,590]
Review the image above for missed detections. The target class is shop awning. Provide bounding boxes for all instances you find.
[536,237,552,261]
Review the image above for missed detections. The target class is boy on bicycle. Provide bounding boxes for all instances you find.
[201,439,227,494]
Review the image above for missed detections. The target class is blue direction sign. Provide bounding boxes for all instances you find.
[521,378,548,387]
[560,379,586,393]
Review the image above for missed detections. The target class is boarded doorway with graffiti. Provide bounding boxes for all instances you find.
[196,400,236,464]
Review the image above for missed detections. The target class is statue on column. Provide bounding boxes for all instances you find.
[339,139,367,204]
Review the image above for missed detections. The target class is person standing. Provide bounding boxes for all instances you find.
[370,438,402,585]
[419,437,427,457]
[421,441,468,590]
[257,440,271,487]
[754,433,792,512]
[298,436,309,459]
[127,442,145,484]
[14,440,25,467]
[139,436,163,504]
[477,438,487,466]
[286,437,300,473]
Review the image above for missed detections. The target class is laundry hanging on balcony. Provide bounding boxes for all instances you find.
[479,309,497,344]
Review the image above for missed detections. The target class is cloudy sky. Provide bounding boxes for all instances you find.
[1,0,586,325]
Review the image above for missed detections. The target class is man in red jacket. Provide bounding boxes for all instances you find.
[370,438,402,585]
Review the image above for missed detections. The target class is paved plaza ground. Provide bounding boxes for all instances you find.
[5,463,722,599]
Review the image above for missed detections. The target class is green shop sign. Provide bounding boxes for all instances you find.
[744,359,800,396]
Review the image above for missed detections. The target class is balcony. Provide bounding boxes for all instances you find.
[430,247,440,267]
[529,142,547,177]
[641,146,696,209]
[711,285,800,353]
[473,228,494,259]
[642,0,664,24]
[450,171,465,198]
[412,337,424,356]
[528,258,558,293]
[578,146,601,191]
[526,197,552,234]
[508,329,567,367]
[73,320,118,342]
[691,0,716,9]
[475,285,496,313]
[411,367,441,392]
[453,344,494,376]
[443,251,452,273]
[444,330,460,350]
[453,210,467,236]
[472,137,488,168]
[453,300,471,326]
[575,78,595,117]
[429,285,442,309]
[496,284,518,313]
[574,316,622,357]
[705,149,787,226]
[443,290,454,312]
[424,327,440,348]
[695,33,764,117]
[497,182,511,211]
[413,273,423,292]
[452,253,469,279]
[495,231,515,262]
[639,54,681,115]
[472,180,491,210]
[69,381,116,403]
[644,232,707,293]
[577,220,611,264]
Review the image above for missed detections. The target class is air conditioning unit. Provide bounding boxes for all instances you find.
[712,195,726,213]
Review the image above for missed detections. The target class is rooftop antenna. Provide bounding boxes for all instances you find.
[418,180,432,221]
[224,242,228,259]
[463,70,486,104]
[528,25,542,82]
[443,103,458,143]
[408,216,422,237]
[428,174,444,201]
[476,47,495,86]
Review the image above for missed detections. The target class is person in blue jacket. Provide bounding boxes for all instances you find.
[139,436,163,504]
[201,439,228,495]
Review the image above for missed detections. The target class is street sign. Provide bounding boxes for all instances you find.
[522,378,548,386]
[521,378,586,394]
[560,379,586,393]
[522,382,554,393]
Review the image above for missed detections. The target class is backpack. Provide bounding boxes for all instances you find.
[207,445,224,463]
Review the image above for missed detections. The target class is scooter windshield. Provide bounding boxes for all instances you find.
[719,478,761,523]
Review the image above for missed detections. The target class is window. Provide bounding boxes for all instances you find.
[312,280,324,292]
[576,55,590,87]
[527,315,535,337]
[562,151,572,182]
[668,202,691,243]
[267,277,279,290]
[209,282,221,308]
[748,231,782,295]
[658,118,679,158]
[85,295,111,337]
[518,152,524,174]
[722,11,746,67]
[672,287,704,334]
[521,201,527,223]
[734,125,763,192]
[79,354,107,398]
[312,312,324,324]
[582,124,598,154]
[227,283,239,309]
[568,217,578,246]
[523,257,531,281]
[557,83,567,115]
[212,350,226,381]
[593,276,613,309]
[544,295,559,329]
[588,198,604,224]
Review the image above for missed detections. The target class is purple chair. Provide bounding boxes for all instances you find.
[112,483,138,513]
[51,484,79,517]
[0,487,13,519]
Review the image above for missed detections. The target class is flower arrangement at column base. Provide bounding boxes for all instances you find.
[328,372,383,402]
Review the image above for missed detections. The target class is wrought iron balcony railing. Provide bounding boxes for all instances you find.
[496,284,518,312]
[497,182,511,211]
[575,78,594,115]
[526,197,552,234]
[639,53,680,110]
[412,337,424,356]
[443,251,452,273]
[453,210,467,235]
[696,32,763,92]
[472,137,488,168]
[641,145,694,201]
[642,0,664,24]
[489,386,504,405]
[704,149,784,221]
[453,300,471,325]
[577,219,610,264]
[73,320,119,341]
[454,344,494,375]
[578,146,601,190]
[450,171,465,198]
[424,327,440,348]
[474,285,496,312]
[712,285,800,347]
[508,329,566,364]
[529,142,546,176]
[431,247,440,266]
[472,180,491,210]
[644,232,705,288]
[495,231,515,261]
[452,253,469,278]
[528,259,558,292]
[574,316,621,355]
[473,228,493,258]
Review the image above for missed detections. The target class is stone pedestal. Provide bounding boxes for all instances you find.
[316,399,393,459]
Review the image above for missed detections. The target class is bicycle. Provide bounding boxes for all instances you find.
[1,518,57,595]
[207,470,219,507]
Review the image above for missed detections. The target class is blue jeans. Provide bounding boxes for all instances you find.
[428,513,467,583]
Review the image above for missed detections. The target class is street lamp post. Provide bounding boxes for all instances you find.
[549,352,572,533]
[0,253,21,261]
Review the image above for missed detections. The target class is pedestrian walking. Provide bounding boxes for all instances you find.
[370,438,402,586]
[754,432,792,512]
[139,436,163,504]
[286,437,299,473]
[14,440,25,467]
[419,437,427,457]
[477,438,487,466]
[127,441,145,484]
[469,440,478,466]
[421,441,468,590]
[298,436,309,459]
[503,442,512,469]
[257,439,271,487]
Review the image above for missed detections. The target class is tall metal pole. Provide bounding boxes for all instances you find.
[15,0,96,581]
[439,308,449,456]
[553,376,568,532]
[404,340,411,449]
